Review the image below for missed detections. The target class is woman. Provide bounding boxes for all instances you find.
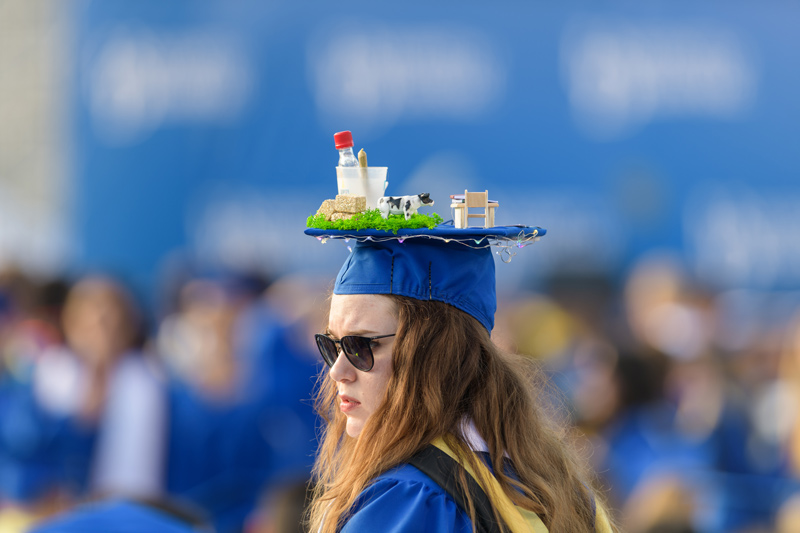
[34,275,166,498]
[305,228,615,532]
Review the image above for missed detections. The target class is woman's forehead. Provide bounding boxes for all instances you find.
[328,294,397,334]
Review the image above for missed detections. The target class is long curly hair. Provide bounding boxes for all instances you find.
[308,295,610,532]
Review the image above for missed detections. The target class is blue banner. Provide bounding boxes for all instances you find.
[70,1,800,302]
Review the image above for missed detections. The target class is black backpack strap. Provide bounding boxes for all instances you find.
[408,444,502,533]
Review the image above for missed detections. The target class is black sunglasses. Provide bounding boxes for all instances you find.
[314,333,396,372]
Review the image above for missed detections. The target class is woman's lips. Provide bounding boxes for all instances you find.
[339,395,361,413]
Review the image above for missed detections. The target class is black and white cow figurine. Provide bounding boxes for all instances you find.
[378,193,435,220]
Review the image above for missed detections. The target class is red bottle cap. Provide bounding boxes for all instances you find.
[334,131,354,149]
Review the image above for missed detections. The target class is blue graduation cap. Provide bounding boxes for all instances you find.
[29,499,207,533]
[305,224,545,332]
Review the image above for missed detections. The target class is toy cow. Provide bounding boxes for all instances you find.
[378,193,434,220]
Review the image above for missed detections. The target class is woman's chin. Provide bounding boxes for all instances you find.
[345,418,364,438]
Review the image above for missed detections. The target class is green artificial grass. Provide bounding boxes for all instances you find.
[307,208,444,233]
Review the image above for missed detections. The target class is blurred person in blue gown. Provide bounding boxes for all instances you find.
[35,276,166,498]
[158,272,320,533]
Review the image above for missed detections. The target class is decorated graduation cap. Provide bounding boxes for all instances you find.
[309,140,545,331]
[305,225,545,333]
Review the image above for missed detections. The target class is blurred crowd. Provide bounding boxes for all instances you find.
[493,253,800,533]
[2,252,800,532]
[0,264,324,533]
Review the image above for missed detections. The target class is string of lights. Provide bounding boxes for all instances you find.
[309,228,543,263]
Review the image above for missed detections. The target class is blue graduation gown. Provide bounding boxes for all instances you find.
[0,378,95,503]
[341,464,473,533]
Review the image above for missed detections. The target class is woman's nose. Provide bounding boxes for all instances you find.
[329,348,356,382]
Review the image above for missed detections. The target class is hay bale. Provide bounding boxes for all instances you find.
[316,199,336,218]
[330,212,355,222]
[334,195,366,214]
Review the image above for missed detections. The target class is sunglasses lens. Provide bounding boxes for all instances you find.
[315,335,338,367]
[341,336,374,371]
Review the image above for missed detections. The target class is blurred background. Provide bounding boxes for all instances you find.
[1,0,799,531]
